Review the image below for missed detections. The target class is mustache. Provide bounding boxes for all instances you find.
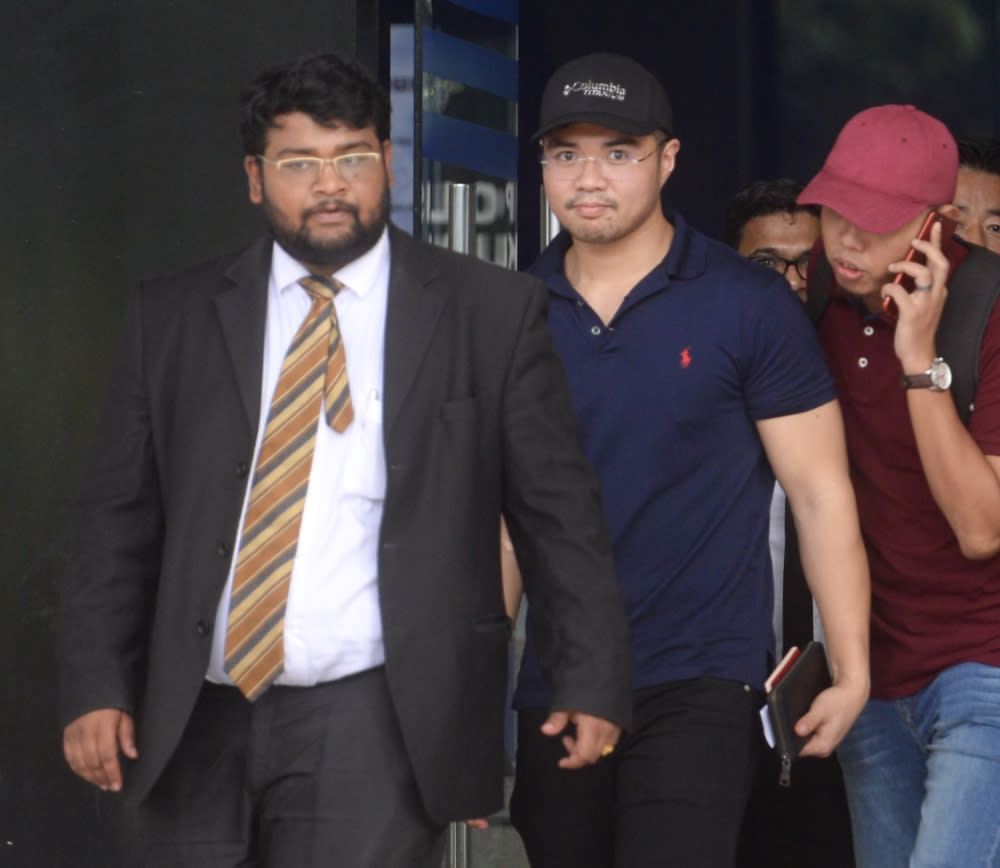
[304,199,359,218]
[565,193,616,209]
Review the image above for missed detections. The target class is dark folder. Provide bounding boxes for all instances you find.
[766,641,832,787]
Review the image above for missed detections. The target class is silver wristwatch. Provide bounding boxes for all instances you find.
[901,357,952,391]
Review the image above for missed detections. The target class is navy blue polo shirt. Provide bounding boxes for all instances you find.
[513,214,836,708]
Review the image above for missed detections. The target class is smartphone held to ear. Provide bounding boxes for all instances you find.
[882,211,957,313]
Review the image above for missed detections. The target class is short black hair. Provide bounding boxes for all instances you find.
[956,135,1000,177]
[240,52,391,156]
[723,178,820,249]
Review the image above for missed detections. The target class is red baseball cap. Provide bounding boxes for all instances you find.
[797,104,958,234]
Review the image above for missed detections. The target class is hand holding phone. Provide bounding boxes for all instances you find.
[882,211,956,313]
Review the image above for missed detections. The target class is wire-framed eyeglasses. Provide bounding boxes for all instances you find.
[748,252,811,281]
[256,152,382,184]
[539,144,662,180]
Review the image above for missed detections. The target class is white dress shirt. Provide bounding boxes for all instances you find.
[768,483,824,655]
[207,229,390,685]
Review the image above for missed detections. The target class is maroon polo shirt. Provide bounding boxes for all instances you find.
[817,242,1000,699]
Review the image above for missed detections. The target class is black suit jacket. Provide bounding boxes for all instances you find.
[59,226,631,822]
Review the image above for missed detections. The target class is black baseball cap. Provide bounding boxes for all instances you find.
[532,52,674,141]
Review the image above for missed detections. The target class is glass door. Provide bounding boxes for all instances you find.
[389,3,523,865]
[410,0,518,267]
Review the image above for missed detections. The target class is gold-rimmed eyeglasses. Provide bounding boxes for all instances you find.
[256,152,382,184]
[539,144,663,180]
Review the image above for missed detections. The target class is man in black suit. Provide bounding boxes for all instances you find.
[59,52,631,867]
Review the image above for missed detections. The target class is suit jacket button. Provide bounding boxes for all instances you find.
[195,620,210,636]
[217,543,230,557]
[236,462,249,477]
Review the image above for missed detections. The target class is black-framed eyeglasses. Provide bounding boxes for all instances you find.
[748,252,810,281]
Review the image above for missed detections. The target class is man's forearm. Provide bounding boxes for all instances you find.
[907,389,1000,558]
[792,483,870,691]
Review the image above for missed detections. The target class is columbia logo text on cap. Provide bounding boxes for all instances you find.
[562,80,627,102]
[533,53,673,141]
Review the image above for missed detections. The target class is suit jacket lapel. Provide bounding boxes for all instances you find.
[215,237,272,431]
[384,226,446,434]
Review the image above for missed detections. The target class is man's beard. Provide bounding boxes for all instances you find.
[559,192,646,245]
[263,181,391,272]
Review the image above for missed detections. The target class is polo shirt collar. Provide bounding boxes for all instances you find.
[530,211,709,301]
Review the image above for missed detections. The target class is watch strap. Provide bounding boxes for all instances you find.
[901,357,951,391]
[901,372,933,389]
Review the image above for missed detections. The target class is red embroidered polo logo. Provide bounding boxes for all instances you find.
[680,347,692,369]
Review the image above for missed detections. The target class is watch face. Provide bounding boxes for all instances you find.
[930,359,953,390]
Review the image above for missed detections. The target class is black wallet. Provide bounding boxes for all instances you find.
[766,641,832,787]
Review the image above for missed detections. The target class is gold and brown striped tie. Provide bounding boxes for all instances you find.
[224,275,353,700]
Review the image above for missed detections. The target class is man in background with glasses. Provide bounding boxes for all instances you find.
[725,178,856,868]
[724,178,820,302]
[509,53,870,868]
[58,51,631,867]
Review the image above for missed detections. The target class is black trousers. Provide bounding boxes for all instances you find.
[132,668,443,868]
[510,677,760,868]
[736,730,855,868]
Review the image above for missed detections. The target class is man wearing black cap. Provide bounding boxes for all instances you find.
[507,53,870,868]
